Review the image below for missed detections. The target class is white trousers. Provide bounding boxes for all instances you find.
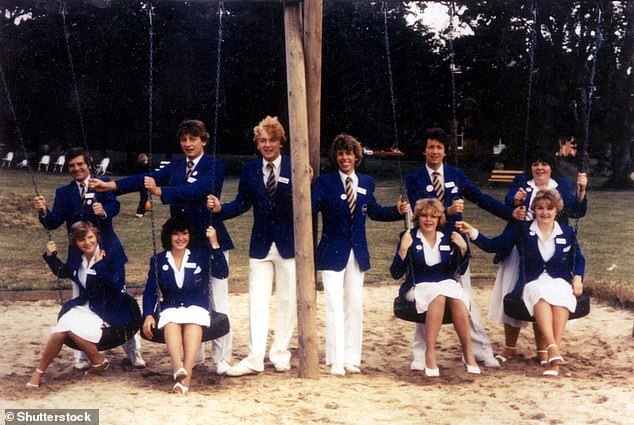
[322,251,364,367]
[201,250,232,366]
[240,243,297,371]
[409,266,495,363]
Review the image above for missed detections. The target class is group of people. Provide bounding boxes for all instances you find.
[26,117,587,392]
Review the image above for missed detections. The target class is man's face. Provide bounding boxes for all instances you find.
[424,139,446,169]
[68,155,91,182]
[180,134,207,160]
[256,129,282,162]
[336,149,356,175]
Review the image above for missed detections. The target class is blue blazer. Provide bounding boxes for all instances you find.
[142,248,229,318]
[44,252,131,327]
[312,171,403,272]
[472,221,585,296]
[219,155,295,259]
[116,154,233,251]
[406,165,513,231]
[40,177,127,265]
[390,229,469,297]
[504,174,587,224]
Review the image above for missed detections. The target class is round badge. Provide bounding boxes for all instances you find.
[87,199,92,205]
[526,187,532,192]
[193,171,198,176]
[162,264,169,271]
[416,245,423,250]
[529,231,536,236]
[340,194,347,200]
[426,185,434,192]
[73,270,77,276]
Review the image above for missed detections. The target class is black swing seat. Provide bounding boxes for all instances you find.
[64,293,143,351]
[393,296,452,324]
[503,292,591,322]
[140,310,230,344]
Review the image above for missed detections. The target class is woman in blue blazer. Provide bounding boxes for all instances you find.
[491,150,587,365]
[142,218,228,394]
[312,134,407,376]
[391,199,480,377]
[457,189,585,377]
[27,221,130,387]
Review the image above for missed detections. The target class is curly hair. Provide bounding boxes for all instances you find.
[329,133,363,168]
[253,116,287,144]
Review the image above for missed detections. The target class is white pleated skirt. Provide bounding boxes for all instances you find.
[522,273,577,316]
[157,305,210,329]
[51,303,105,343]
[488,247,528,328]
[410,279,470,314]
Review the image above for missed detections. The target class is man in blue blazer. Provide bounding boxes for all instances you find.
[33,147,144,369]
[90,120,233,375]
[208,116,296,376]
[313,134,408,375]
[405,128,521,369]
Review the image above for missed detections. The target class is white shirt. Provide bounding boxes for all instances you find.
[339,170,358,198]
[166,249,191,289]
[262,155,282,187]
[416,229,443,266]
[530,220,563,263]
[78,246,102,288]
[425,164,444,186]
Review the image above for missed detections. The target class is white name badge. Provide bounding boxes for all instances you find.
[278,176,290,184]
[426,185,434,192]
[185,263,197,268]
[415,245,422,251]
[187,177,197,183]
[340,194,347,200]
[555,238,567,245]
[357,187,367,195]
[162,264,170,271]
[445,181,456,188]
[439,245,451,251]
[84,192,95,199]
[86,269,97,275]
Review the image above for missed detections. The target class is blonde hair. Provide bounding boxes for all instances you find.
[531,189,564,214]
[412,198,446,230]
[253,116,287,144]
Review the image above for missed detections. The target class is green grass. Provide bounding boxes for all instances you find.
[1,166,633,309]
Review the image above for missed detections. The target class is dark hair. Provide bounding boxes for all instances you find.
[422,127,449,148]
[65,147,92,168]
[329,133,363,168]
[176,120,209,144]
[526,149,559,176]
[161,217,192,250]
[69,221,100,247]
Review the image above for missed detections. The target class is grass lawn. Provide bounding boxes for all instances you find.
[1,165,632,309]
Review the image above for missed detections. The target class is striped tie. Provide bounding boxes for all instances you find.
[266,163,276,198]
[432,171,444,203]
[80,183,86,206]
[185,160,194,180]
[345,177,356,216]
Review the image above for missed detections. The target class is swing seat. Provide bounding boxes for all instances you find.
[393,296,452,324]
[64,294,143,351]
[503,292,591,322]
[140,310,230,343]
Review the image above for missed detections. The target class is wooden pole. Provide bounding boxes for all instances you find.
[284,1,320,379]
[304,0,322,176]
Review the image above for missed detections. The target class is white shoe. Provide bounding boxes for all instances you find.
[424,367,440,377]
[127,351,146,368]
[225,363,259,377]
[214,360,232,376]
[344,364,361,374]
[330,365,345,376]
[274,363,291,373]
[410,360,425,371]
[74,359,90,370]
[478,356,501,368]
[462,356,481,375]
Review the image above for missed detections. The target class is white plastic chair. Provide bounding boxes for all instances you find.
[53,155,66,173]
[38,155,51,172]
[1,151,13,167]
[94,157,110,176]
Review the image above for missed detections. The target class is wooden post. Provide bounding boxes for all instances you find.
[284,2,320,379]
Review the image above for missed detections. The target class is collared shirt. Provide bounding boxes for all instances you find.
[338,169,358,194]
[75,177,90,194]
[166,249,191,289]
[530,220,563,263]
[416,229,443,266]
[525,178,559,220]
[186,153,204,175]
[425,164,444,187]
[262,155,282,187]
[78,245,102,288]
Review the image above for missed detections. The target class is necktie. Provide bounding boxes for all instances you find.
[80,183,86,206]
[266,163,276,198]
[345,177,356,216]
[185,160,194,180]
[432,171,444,203]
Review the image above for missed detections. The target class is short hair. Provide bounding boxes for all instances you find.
[531,189,564,215]
[69,221,100,248]
[137,153,149,164]
[329,133,363,168]
[160,217,192,250]
[422,127,449,148]
[176,119,209,144]
[526,149,559,176]
[253,116,287,144]
[411,198,446,230]
[65,147,92,168]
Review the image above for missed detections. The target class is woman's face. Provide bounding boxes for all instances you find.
[75,231,98,257]
[170,229,190,251]
[418,211,440,234]
[531,160,552,184]
[534,201,557,226]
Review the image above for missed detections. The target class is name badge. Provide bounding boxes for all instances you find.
[555,238,567,245]
[162,264,170,271]
[439,245,451,251]
[357,187,367,195]
[86,269,97,275]
[426,185,434,192]
[187,177,197,183]
[445,181,455,188]
[84,192,95,199]
[185,263,197,268]
[278,177,289,184]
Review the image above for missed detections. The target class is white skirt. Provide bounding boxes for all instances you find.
[488,247,528,328]
[51,303,106,343]
[406,279,470,314]
[157,305,211,329]
[522,273,577,316]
